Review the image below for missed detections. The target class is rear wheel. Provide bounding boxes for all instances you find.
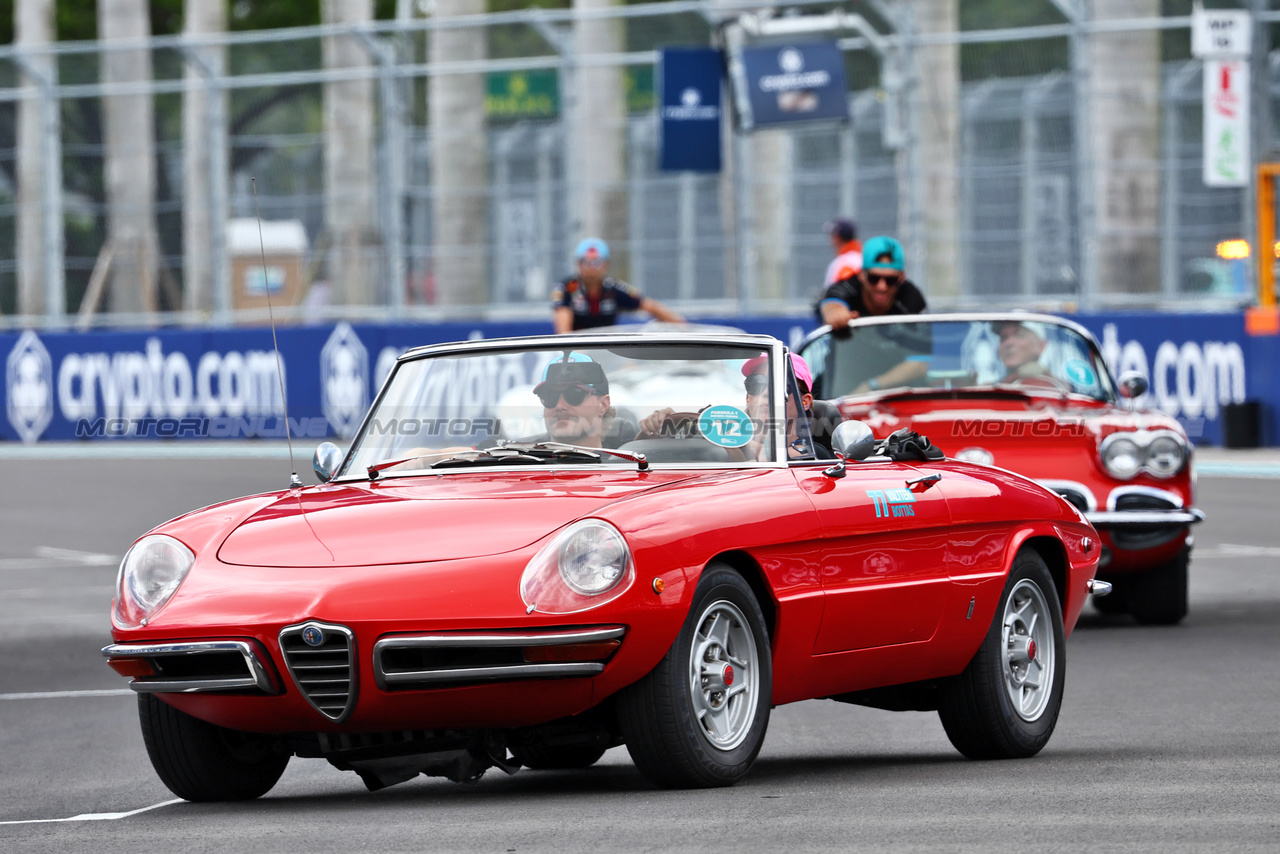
[138,693,289,801]
[1128,549,1190,626]
[617,564,772,788]
[938,549,1066,760]
[509,743,607,770]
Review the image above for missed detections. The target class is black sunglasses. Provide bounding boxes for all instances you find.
[537,384,601,408]
[744,374,769,396]
[865,272,903,286]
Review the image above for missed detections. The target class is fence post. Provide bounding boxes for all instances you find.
[354,30,407,311]
[13,48,66,324]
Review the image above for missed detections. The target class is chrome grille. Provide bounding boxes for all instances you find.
[1115,493,1178,512]
[279,621,356,723]
[1053,488,1090,513]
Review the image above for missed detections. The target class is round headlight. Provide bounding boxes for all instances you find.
[114,534,194,628]
[559,521,630,595]
[1101,436,1142,479]
[955,447,994,466]
[520,519,635,614]
[1145,434,1187,477]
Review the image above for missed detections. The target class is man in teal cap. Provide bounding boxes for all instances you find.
[552,237,684,332]
[814,235,927,330]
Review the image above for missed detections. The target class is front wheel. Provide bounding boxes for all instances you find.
[617,564,772,788]
[937,549,1066,760]
[138,694,289,801]
[1129,549,1189,626]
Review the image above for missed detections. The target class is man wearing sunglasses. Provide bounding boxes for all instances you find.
[552,238,684,333]
[532,356,616,448]
[815,235,926,331]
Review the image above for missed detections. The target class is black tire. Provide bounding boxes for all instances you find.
[617,564,772,788]
[509,743,608,770]
[1091,576,1131,615]
[1129,548,1190,626]
[937,549,1066,760]
[138,693,289,801]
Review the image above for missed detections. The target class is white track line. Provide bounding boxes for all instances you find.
[0,689,133,701]
[0,799,183,825]
[1196,543,1280,558]
[1197,462,1280,478]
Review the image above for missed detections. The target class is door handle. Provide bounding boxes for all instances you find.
[906,472,942,492]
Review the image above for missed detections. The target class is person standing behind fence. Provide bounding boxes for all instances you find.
[815,235,927,330]
[823,217,863,289]
[552,238,684,333]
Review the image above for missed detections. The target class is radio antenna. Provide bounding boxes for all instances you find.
[252,177,302,489]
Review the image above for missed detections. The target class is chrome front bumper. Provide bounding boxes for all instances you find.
[1085,508,1206,528]
[102,640,279,694]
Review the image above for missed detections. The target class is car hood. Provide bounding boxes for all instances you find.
[839,392,1182,443]
[215,470,698,568]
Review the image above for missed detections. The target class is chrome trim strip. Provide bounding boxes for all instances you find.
[101,640,276,694]
[373,626,625,690]
[1086,509,1205,527]
[374,626,626,651]
[381,662,605,687]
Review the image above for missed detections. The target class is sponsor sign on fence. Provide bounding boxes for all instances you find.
[0,313,1272,446]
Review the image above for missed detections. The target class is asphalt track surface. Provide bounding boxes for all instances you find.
[1,453,1277,853]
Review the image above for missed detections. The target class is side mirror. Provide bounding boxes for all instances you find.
[831,421,877,462]
[313,442,343,483]
[1117,372,1148,400]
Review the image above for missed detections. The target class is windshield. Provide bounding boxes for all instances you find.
[341,341,790,476]
[804,318,1116,403]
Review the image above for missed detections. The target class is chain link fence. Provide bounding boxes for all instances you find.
[0,2,1277,328]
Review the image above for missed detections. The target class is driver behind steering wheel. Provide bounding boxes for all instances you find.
[993,320,1056,386]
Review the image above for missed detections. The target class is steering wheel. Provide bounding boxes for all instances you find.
[639,410,702,439]
[1008,373,1071,393]
[661,411,702,438]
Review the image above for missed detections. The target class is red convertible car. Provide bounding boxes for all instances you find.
[105,332,1100,801]
[799,313,1202,626]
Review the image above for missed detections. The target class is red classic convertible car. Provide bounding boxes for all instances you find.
[105,332,1100,801]
[800,313,1202,626]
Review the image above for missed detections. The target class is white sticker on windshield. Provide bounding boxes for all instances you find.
[698,405,755,448]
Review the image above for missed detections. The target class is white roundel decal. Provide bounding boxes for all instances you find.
[778,48,805,73]
[1063,359,1096,387]
[698,404,754,449]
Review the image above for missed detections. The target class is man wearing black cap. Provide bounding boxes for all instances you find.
[824,218,863,288]
[533,355,620,448]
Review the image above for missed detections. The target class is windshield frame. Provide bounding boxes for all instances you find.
[332,332,792,480]
[800,312,1118,404]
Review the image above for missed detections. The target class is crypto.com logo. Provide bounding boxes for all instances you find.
[6,331,54,444]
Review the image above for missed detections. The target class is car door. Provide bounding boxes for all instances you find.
[792,459,953,653]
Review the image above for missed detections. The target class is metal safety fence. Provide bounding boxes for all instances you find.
[0,1,1278,329]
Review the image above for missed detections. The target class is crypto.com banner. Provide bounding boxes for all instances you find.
[0,312,1273,445]
[0,317,805,444]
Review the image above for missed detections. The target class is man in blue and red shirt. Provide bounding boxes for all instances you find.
[552,238,683,332]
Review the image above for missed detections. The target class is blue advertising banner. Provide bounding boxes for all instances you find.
[2,312,1277,447]
[659,48,723,172]
[734,42,848,130]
